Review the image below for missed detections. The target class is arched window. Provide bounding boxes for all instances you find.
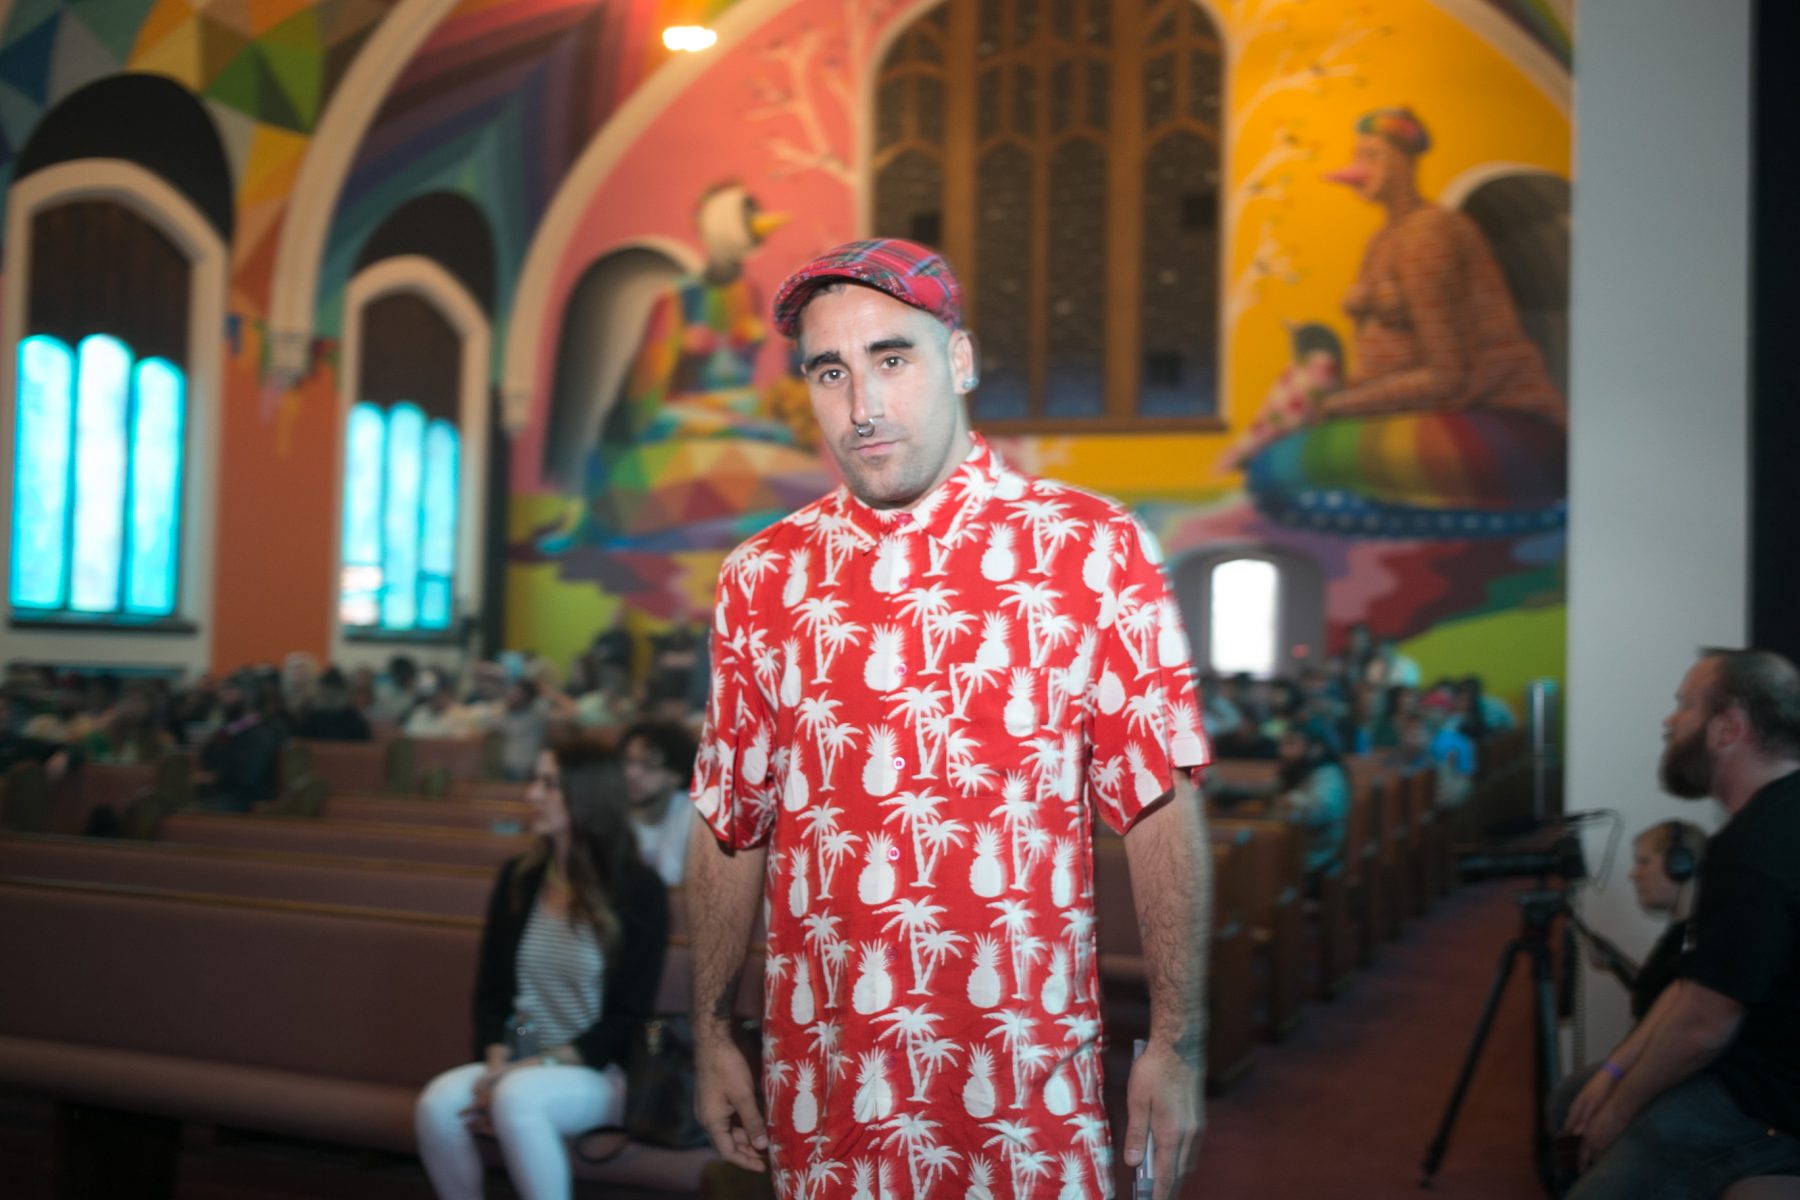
[340,400,460,632]
[1207,557,1279,677]
[11,333,186,618]
[335,259,491,657]
[872,0,1223,429]
[340,289,466,636]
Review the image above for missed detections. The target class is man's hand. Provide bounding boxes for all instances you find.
[1560,1068,1616,1138]
[1122,1040,1203,1199]
[695,1032,768,1172]
[1576,1096,1631,1173]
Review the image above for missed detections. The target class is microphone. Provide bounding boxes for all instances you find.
[1484,808,1617,839]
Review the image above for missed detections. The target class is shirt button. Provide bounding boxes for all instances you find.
[892,756,905,771]
[896,665,907,678]
[886,845,901,861]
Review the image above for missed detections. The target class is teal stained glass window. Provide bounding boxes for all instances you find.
[340,400,459,633]
[9,334,186,619]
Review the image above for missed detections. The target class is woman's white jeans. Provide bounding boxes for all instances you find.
[415,1061,626,1200]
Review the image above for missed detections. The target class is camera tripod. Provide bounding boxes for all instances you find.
[1421,888,1567,1193]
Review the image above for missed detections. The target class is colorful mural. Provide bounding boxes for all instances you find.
[0,0,1573,690]
[501,0,1573,698]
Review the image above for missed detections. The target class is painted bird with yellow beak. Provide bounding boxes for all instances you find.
[538,183,829,557]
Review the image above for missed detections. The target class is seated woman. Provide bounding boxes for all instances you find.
[1622,820,1706,1021]
[1275,724,1351,877]
[415,739,669,1200]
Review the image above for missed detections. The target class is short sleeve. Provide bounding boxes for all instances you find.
[1086,514,1210,834]
[1681,857,1793,1006]
[690,549,779,850]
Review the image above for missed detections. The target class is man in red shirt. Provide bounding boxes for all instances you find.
[687,239,1212,1199]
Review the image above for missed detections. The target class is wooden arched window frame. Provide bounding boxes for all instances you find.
[872,0,1225,431]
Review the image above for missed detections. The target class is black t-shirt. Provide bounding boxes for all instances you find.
[1680,769,1800,1134]
[1630,918,1688,1021]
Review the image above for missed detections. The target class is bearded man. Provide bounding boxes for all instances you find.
[1556,649,1800,1198]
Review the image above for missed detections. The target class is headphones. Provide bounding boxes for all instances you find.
[1662,819,1700,884]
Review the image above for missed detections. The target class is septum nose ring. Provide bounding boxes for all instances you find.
[854,421,875,438]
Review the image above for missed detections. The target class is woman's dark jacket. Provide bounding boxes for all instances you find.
[471,852,669,1066]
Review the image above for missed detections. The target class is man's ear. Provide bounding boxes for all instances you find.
[1709,702,1747,752]
[950,328,979,394]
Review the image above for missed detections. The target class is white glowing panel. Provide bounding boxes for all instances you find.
[1209,557,1279,678]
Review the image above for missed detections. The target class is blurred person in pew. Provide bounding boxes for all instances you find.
[1466,672,1516,732]
[1453,674,1494,743]
[296,668,373,742]
[620,718,697,885]
[406,673,481,739]
[348,665,379,713]
[83,684,173,764]
[21,686,96,744]
[1275,722,1351,877]
[370,654,421,722]
[1557,650,1800,1197]
[1202,671,1243,737]
[281,651,322,715]
[1386,712,1472,809]
[416,738,668,1200]
[198,675,287,811]
[1364,635,1421,688]
[489,679,550,781]
[167,673,222,745]
[0,693,76,779]
[1214,708,1280,759]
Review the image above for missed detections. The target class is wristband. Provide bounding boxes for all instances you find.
[1600,1061,1623,1083]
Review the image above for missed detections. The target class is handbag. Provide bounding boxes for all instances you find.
[577,1015,709,1162]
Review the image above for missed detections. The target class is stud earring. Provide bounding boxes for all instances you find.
[962,377,979,389]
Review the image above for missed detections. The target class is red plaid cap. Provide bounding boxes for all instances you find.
[770,238,963,338]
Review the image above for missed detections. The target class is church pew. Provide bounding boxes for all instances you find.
[314,792,532,833]
[0,832,494,918]
[153,811,525,868]
[1209,814,1353,1010]
[1094,830,1256,1091]
[1206,819,1306,1040]
[296,738,392,794]
[1345,779,1383,966]
[410,736,496,785]
[0,874,763,1196]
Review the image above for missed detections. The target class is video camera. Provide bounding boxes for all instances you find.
[1457,815,1597,884]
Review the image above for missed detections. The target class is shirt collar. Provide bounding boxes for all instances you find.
[834,433,1006,548]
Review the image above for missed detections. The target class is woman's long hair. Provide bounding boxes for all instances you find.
[511,737,632,956]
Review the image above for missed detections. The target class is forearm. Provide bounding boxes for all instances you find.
[687,819,766,1046]
[1123,773,1211,1061]
[1604,983,1678,1073]
[1609,986,1741,1119]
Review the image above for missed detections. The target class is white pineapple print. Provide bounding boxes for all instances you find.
[1004,668,1037,737]
[852,942,893,1015]
[782,548,810,609]
[1082,525,1114,594]
[780,639,803,708]
[791,1062,818,1133]
[742,724,770,787]
[974,611,1012,672]
[969,824,1006,898]
[967,934,1005,1008]
[962,1045,998,1119]
[852,1050,894,1122]
[852,1159,877,1200]
[1127,742,1163,807]
[864,626,905,693]
[1041,946,1071,1014]
[782,744,810,812]
[1096,667,1126,715]
[695,784,720,820]
[1044,1061,1077,1117]
[862,727,900,798]
[981,524,1017,582]
[1057,1151,1087,1200]
[1050,839,1076,908]
[859,832,899,905]
[871,536,909,593]
[965,1155,997,1200]
[1157,598,1189,667]
[790,956,816,1024]
[788,847,811,917]
[996,470,1027,501]
[1169,700,1208,764]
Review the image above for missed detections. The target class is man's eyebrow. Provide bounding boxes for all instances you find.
[802,349,846,374]
[868,336,916,354]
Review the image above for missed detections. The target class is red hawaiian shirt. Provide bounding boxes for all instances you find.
[693,434,1210,1199]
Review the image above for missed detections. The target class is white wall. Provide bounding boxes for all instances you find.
[1566,0,1752,1055]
